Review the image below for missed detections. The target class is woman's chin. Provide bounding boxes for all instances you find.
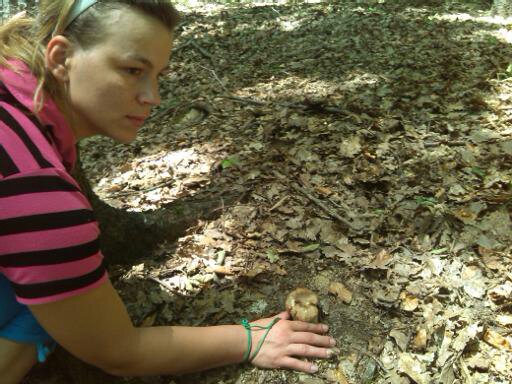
[106,127,138,144]
[113,133,137,144]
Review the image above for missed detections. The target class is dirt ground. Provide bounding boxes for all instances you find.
[21,0,512,383]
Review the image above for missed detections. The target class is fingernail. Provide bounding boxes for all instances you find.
[330,338,336,346]
[322,324,329,332]
[310,364,319,373]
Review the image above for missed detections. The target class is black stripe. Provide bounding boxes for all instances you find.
[0,91,20,106]
[0,209,95,236]
[0,105,53,169]
[12,261,106,299]
[0,92,53,145]
[0,175,79,198]
[0,238,100,267]
[0,144,19,177]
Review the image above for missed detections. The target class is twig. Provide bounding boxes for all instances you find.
[223,95,267,106]
[107,178,175,198]
[172,40,191,53]
[147,100,184,123]
[241,117,257,130]
[190,40,215,63]
[269,195,289,212]
[148,276,186,297]
[424,140,466,148]
[199,65,229,93]
[272,171,355,229]
[352,346,388,374]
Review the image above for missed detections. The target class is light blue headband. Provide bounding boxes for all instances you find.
[64,0,98,30]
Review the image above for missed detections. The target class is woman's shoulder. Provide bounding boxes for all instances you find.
[0,96,71,179]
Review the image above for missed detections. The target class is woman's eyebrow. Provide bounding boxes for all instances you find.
[125,53,168,73]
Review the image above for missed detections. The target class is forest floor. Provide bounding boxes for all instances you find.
[25,0,512,383]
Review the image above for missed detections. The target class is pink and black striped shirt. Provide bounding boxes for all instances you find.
[0,61,107,305]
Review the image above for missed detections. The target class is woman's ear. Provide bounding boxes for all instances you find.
[45,35,74,82]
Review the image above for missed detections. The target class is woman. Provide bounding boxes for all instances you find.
[0,1,335,383]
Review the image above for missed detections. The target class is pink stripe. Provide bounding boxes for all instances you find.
[2,167,82,188]
[17,272,109,305]
[0,222,100,254]
[1,190,90,218]
[3,252,103,284]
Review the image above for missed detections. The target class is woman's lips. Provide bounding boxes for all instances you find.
[126,116,147,127]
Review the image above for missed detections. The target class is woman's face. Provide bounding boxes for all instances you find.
[64,8,173,143]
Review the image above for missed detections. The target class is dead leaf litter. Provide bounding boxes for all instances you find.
[26,0,512,383]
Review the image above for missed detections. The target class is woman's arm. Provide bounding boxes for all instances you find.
[29,279,333,377]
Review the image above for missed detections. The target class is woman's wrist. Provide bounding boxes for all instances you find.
[233,323,250,364]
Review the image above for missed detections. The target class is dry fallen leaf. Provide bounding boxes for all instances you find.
[328,282,353,304]
[483,329,512,351]
[497,314,512,327]
[400,291,419,312]
[315,185,334,196]
[489,282,512,304]
[205,265,234,275]
[390,329,409,351]
[466,354,490,372]
[339,135,362,158]
[139,311,158,327]
[370,249,393,269]
[411,328,428,351]
[397,353,430,384]
[324,366,350,384]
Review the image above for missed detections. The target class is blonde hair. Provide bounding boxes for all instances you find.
[0,0,180,113]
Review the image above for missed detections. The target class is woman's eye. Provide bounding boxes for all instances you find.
[125,68,143,76]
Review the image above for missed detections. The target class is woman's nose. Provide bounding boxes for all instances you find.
[138,80,161,106]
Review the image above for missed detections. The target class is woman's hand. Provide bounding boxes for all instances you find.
[248,311,336,373]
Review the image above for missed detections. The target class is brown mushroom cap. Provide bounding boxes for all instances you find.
[285,288,319,323]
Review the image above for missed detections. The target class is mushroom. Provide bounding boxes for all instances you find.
[285,288,319,323]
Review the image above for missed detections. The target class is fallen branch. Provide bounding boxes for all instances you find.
[273,171,355,229]
[221,95,347,115]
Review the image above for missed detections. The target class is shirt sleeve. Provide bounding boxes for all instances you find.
[0,167,108,305]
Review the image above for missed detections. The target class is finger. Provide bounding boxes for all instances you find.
[290,332,334,347]
[287,343,332,359]
[279,356,319,374]
[290,321,329,334]
[276,311,290,320]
